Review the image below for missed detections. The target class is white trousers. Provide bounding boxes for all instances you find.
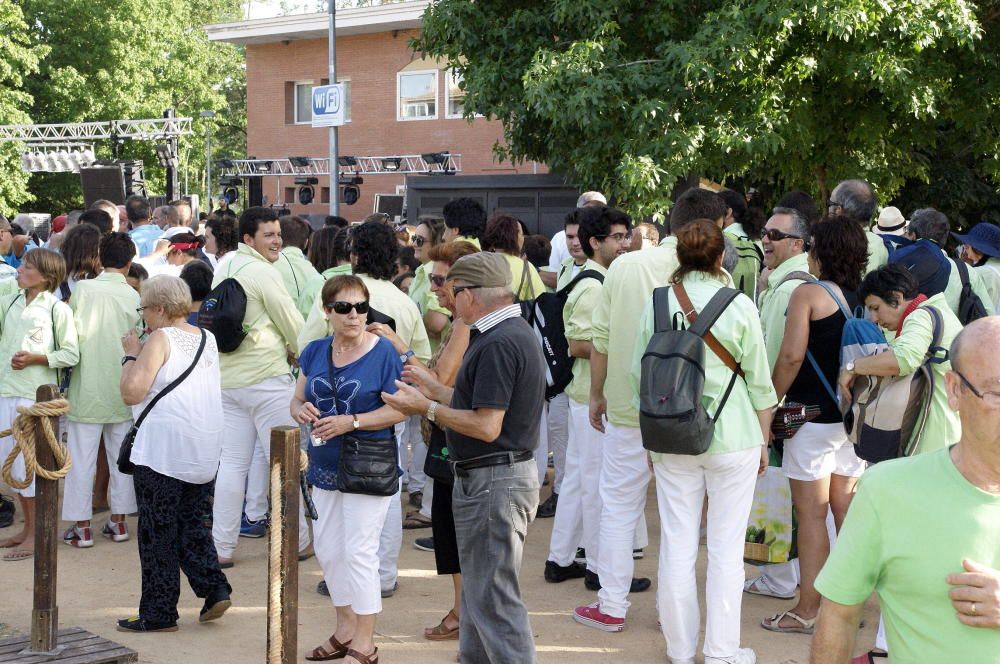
[401,414,428,494]
[548,398,604,569]
[535,393,570,489]
[212,375,310,558]
[376,427,404,591]
[62,420,137,522]
[244,436,269,522]
[313,487,391,615]
[654,447,760,661]
[597,423,650,618]
[0,397,35,497]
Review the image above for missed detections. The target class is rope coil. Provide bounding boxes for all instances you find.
[0,399,72,489]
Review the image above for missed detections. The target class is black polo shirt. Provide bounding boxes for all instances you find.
[446,312,545,461]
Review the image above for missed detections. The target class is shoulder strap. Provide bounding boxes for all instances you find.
[0,293,22,337]
[805,350,839,404]
[133,329,208,430]
[809,280,853,320]
[561,268,604,296]
[777,270,815,289]
[923,306,948,364]
[652,286,672,333]
[954,258,971,288]
[281,253,300,296]
[674,284,745,378]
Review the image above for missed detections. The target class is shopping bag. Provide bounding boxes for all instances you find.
[744,448,796,564]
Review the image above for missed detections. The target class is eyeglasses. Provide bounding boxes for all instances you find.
[413,236,427,247]
[325,300,371,315]
[827,200,845,210]
[429,274,447,288]
[136,306,147,314]
[763,228,804,243]
[953,369,1000,408]
[452,285,483,297]
[596,232,633,243]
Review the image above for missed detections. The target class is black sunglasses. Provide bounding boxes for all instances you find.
[763,228,804,242]
[413,236,427,247]
[429,274,447,288]
[325,300,371,315]
[452,285,483,297]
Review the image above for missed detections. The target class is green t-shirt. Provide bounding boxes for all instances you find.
[562,259,606,405]
[815,448,1000,663]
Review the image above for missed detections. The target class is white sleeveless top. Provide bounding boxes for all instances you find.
[130,326,224,484]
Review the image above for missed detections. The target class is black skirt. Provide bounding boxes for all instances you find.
[431,477,461,575]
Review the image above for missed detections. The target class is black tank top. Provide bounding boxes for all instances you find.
[786,286,859,423]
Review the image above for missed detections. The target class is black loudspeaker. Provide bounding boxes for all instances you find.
[80,164,126,207]
[248,176,263,207]
[119,160,146,197]
[374,194,404,219]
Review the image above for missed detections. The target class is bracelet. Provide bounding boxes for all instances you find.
[121,355,137,366]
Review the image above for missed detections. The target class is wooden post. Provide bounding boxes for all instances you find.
[31,384,61,653]
[266,427,300,664]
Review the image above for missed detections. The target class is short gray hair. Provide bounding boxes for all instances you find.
[472,285,514,308]
[832,180,878,223]
[907,208,950,245]
[141,275,192,320]
[771,206,810,240]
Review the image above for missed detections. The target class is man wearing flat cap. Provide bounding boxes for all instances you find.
[383,251,545,664]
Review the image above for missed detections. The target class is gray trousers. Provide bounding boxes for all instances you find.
[453,458,539,664]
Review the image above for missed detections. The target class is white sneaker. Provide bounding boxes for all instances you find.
[706,648,757,664]
[102,519,129,543]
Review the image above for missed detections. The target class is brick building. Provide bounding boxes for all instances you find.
[206,1,545,222]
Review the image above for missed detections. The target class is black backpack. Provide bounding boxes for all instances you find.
[198,263,251,353]
[953,259,989,324]
[639,285,744,455]
[520,269,604,400]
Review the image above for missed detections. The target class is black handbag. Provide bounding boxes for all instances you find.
[117,329,208,475]
[423,422,453,485]
[324,338,399,496]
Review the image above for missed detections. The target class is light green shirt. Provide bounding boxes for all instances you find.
[66,272,141,423]
[865,230,889,276]
[815,448,1000,663]
[302,263,353,313]
[591,237,680,427]
[410,262,452,353]
[758,252,811,371]
[889,293,962,453]
[0,290,79,399]
[972,257,1000,314]
[631,272,777,454]
[299,273,432,363]
[274,246,324,321]
[212,243,304,390]
[0,276,17,299]
[556,256,587,292]
[562,259,606,405]
[723,222,747,239]
[504,254,546,302]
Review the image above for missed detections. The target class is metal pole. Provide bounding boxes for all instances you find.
[200,110,216,210]
[328,0,339,217]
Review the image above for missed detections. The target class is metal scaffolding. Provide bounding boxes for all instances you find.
[216,154,462,178]
[0,117,193,144]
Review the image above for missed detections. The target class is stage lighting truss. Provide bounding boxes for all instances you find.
[214,153,462,178]
[19,144,98,173]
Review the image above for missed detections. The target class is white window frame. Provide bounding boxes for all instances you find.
[445,69,466,119]
[293,80,314,125]
[397,69,439,122]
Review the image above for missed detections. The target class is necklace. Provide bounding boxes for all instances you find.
[333,336,366,356]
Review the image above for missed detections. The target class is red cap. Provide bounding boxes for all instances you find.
[52,215,67,234]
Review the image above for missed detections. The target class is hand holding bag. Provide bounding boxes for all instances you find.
[117,329,207,475]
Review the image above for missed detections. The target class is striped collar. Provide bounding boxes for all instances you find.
[472,304,521,334]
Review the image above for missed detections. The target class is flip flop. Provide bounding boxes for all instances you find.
[2,548,33,562]
[761,609,815,634]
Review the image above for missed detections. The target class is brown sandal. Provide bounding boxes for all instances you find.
[305,635,351,661]
[346,647,378,664]
[424,609,460,641]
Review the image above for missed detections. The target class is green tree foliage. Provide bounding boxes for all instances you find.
[0,1,45,212]
[417,0,998,221]
[11,0,246,213]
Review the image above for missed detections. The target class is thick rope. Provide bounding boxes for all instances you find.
[0,399,72,490]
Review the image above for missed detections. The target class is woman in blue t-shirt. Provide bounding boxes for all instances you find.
[291,275,404,664]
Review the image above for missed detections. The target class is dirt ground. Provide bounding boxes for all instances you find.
[0,483,877,663]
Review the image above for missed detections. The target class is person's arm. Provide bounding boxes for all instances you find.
[290,371,321,424]
[569,340,593,359]
[564,281,599,360]
[380,380,505,441]
[589,278,613,432]
[771,286,811,401]
[755,408,773,474]
[297,292,329,350]
[947,559,1000,629]
[424,309,450,337]
[259,270,306,355]
[810,598,865,664]
[433,319,471,386]
[119,328,169,406]
[539,269,557,289]
[312,405,406,440]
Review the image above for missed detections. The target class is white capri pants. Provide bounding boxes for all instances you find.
[62,420,137,522]
[0,397,36,497]
[314,487,392,615]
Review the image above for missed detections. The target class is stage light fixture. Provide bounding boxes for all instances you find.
[289,156,312,167]
[421,152,449,165]
[56,150,73,171]
[253,160,273,173]
[224,187,239,204]
[337,156,358,167]
[298,186,315,205]
[381,157,401,172]
[217,158,236,169]
[20,153,32,172]
[341,184,360,206]
[45,152,60,171]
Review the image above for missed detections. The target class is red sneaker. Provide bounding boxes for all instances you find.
[573,602,625,632]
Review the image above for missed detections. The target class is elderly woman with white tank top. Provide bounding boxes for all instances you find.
[117,275,230,633]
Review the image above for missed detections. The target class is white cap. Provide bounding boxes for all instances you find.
[874,206,907,236]
[576,191,607,208]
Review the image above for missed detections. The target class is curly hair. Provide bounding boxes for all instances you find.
[809,215,868,291]
[351,220,398,281]
[61,223,102,280]
[481,213,522,255]
[205,216,239,254]
[426,240,479,266]
[671,219,727,284]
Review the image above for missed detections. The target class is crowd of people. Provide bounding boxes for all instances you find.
[0,180,998,664]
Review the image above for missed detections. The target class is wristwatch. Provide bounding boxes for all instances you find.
[845,361,856,374]
[352,414,360,430]
[399,350,415,364]
[121,355,137,366]
[426,401,439,423]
